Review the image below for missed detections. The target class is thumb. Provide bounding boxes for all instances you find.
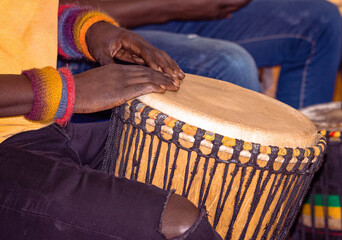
[96,51,116,66]
[98,42,123,66]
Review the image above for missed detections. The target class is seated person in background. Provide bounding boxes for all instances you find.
[0,1,223,239]
[68,0,342,109]
[58,1,262,94]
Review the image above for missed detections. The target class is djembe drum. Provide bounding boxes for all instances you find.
[102,74,326,239]
[290,102,342,240]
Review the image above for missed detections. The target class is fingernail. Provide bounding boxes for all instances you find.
[173,81,180,87]
[160,85,166,89]
[172,70,182,79]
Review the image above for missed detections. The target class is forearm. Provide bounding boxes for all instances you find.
[0,74,33,117]
[61,0,180,28]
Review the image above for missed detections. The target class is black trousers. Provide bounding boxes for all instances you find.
[0,122,221,240]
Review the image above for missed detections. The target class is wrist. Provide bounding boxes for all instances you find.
[58,4,118,61]
[72,74,83,114]
[21,67,75,126]
[85,21,118,58]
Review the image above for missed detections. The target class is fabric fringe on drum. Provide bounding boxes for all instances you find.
[103,100,327,240]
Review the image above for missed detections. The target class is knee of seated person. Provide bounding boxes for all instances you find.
[304,1,341,39]
[319,2,340,33]
[161,193,200,239]
[218,48,260,92]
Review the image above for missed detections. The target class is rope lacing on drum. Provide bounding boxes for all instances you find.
[127,99,326,160]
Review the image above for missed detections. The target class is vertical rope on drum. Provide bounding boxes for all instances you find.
[133,132,146,180]
[149,113,167,184]
[184,154,201,198]
[145,132,154,183]
[223,165,241,240]
[163,142,171,189]
[270,148,299,238]
[121,126,136,178]
[182,149,192,197]
[213,163,230,229]
[275,161,311,239]
[289,152,322,240]
[201,161,218,207]
[101,105,119,173]
[225,140,244,239]
[263,175,295,239]
[123,100,139,179]
[239,143,264,239]
[241,147,283,239]
[277,176,305,239]
[130,122,140,180]
[183,129,205,198]
[133,106,150,181]
[101,107,117,173]
[284,177,314,238]
[166,121,184,191]
[198,157,209,207]
[279,174,313,240]
[250,171,283,240]
[118,120,131,177]
[200,135,223,206]
[121,102,139,177]
[258,146,290,239]
[150,139,162,184]
[108,105,125,175]
[265,177,292,240]
[228,166,248,239]
[278,149,316,239]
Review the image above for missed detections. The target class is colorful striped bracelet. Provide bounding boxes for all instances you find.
[22,66,75,126]
[58,4,118,61]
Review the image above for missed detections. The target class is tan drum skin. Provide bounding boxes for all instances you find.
[139,74,317,148]
[114,74,321,239]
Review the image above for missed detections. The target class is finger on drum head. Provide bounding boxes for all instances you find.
[123,82,165,101]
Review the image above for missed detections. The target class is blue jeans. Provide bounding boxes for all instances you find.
[59,34,260,92]
[135,0,341,109]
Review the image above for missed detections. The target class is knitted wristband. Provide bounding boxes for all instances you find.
[22,67,75,126]
[58,4,118,61]
[55,67,75,127]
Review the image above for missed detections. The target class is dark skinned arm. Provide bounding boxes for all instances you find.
[60,0,251,28]
[0,74,33,117]
[0,64,177,117]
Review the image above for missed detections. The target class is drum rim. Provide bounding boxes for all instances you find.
[127,99,326,163]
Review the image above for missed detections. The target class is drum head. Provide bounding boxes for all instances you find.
[138,74,317,148]
[300,102,342,131]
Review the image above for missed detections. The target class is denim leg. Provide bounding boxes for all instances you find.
[136,0,341,109]
[133,30,260,92]
[58,31,260,92]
